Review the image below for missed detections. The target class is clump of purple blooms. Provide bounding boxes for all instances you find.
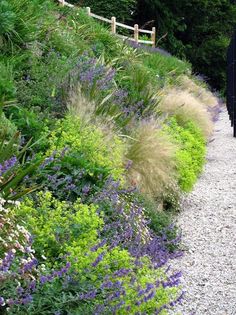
[93,178,182,267]
[0,198,71,311]
[36,148,107,202]
[70,53,116,96]
[65,53,156,124]
[88,179,184,312]
[0,157,17,177]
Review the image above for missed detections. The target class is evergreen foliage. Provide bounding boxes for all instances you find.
[135,0,236,92]
[70,0,136,21]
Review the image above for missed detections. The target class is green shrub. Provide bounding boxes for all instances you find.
[0,1,16,36]
[15,51,76,112]
[48,115,124,179]
[0,0,55,49]
[13,192,181,315]
[35,115,125,201]
[164,117,206,192]
[142,51,191,87]
[7,107,50,151]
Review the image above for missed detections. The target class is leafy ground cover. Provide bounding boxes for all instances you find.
[0,0,220,314]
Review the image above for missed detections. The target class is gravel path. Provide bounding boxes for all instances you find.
[172,107,236,315]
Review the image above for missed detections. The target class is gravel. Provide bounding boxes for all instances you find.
[171,107,236,315]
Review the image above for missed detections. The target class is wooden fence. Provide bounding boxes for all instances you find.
[58,0,156,47]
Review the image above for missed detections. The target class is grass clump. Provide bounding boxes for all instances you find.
[178,75,219,108]
[126,120,177,199]
[159,88,213,138]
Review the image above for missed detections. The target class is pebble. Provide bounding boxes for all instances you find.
[169,108,236,315]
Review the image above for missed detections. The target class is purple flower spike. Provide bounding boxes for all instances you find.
[0,156,17,176]
[0,297,5,306]
[21,295,33,305]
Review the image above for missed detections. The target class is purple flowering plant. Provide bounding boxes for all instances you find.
[66,53,157,127]
[12,190,184,314]
[93,178,182,268]
[67,53,116,111]
[0,198,71,313]
[36,148,108,202]
[32,114,125,202]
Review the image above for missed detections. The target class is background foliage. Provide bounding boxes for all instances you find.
[73,0,236,92]
[70,0,136,22]
[135,0,236,92]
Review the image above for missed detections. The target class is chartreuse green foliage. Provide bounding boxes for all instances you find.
[48,115,125,180]
[14,192,179,315]
[15,192,103,263]
[34,114,126,202]
[165,117,206,192]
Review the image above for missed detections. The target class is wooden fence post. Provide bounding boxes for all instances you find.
[86,7,91,16]
[152,27,156,48]
[134,24,139,43]
[111,17,116,34]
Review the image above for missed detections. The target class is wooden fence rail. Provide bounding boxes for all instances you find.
[58,0,156,47]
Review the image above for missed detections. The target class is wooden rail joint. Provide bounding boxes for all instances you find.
[57,1,156,47]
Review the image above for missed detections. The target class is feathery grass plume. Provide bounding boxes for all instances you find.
[67,84,121,150]
[178,75,219,108]
[67,84,97,123]
[159,88,213,138]
[126,119,177,200]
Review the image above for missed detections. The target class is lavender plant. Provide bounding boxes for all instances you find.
[93,178,182,267]
[67,53,116,110]
[13,192,184,315]
[0,197,73,314]
[66,54,157,125]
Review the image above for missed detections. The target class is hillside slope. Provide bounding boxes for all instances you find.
[0,0,221,314]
